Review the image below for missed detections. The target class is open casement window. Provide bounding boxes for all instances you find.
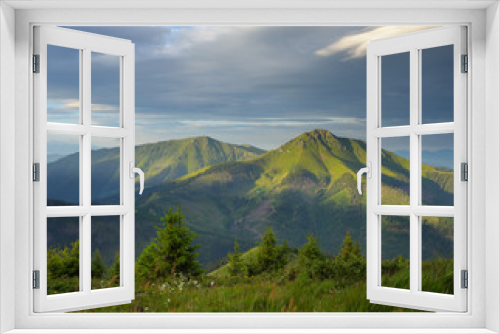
[33,26,142,312]
[362,26,467,312]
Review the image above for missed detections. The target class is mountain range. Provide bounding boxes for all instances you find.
[47,129,454,269]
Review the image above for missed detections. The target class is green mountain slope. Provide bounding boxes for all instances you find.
[47,136,266,204]
[132,129,453,269]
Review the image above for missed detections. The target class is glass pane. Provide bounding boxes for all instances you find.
[381,215,410,290]
[47,45,80,124]
[47,133,80,206]
[91,216,121,290]
[91,52,120,127]
[381,52,410,127]
[381,137,410,205]
[421,217,454,295]
[421,45,454,124]
[47,217,80,295]
[421,133,454,206]
[91,137,121,205]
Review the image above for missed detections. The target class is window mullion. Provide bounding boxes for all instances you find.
[409,47,420,294]
[82,47,92,294]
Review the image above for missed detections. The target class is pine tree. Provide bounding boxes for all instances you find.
[253,227,287,274]
[136,207,203,281]
[339,231,362,261]
[47,240,80,279]
[91,249,106,279]
[108,252,120,280]
[298,233,328,280]
[299,233,324,265]
[46,240,80,294]
[334,231,366,281]
[227,240,246,277]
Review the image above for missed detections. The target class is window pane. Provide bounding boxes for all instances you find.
[92,52,120,127]
[47,217,80,295]
[47,45,80,124]
[381,215,410,290]
[381,52,410,127]
[47,133,80,206]
[421,45,454,124]
[91,216,121,290]
[421,133,454,206]
[381,137,410,205]
[421,217,454,295]
[91,137,121,205]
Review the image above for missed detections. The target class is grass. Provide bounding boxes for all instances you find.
[73,258,452,313]
[78,277,415,313]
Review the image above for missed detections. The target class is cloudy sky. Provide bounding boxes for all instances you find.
[47,25,454,167]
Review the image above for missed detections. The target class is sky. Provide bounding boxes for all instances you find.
[46,26,454,167]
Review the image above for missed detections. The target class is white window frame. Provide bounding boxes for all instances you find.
[365,26,467,312]
[33,26,136,313]
[1,1,499,333]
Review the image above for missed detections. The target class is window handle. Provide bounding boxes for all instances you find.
[357,162,371,195]
[129,162,145,195]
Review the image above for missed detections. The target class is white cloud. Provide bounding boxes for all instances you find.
[48,98,79,110]
[315,26,436,59]
[91,103,119,112]
[47,99,118,112]
[152,26,257,57]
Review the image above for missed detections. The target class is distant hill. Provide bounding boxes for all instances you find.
[47,136,266,204]
[396,149,454,170]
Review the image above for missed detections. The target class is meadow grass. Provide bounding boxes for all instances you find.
[76,260,449,313]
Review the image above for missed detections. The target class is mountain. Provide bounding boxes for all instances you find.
[47,136,266,204]
[47,129,454,269]
[396,149,454,170]
[131,129,453,269]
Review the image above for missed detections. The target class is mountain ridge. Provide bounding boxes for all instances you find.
[47,136,266,204]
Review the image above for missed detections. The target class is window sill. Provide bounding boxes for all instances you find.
[3,329,497,334]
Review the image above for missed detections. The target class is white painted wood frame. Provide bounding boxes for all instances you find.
[2,3,494,333]
[32,26,135,313]
[366,26,467,312]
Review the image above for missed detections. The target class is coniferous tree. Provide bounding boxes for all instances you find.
[299,233,324,265]
[252,227,287,274]
[91,249,106,279]
[47,240,80,279]
[136,207,203,281]
[47,240,80,294]
[227,240,246,277]
[338,231,362,261]
[298,233,329,280]
[334,231,366,281]
[108,252,120,280]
